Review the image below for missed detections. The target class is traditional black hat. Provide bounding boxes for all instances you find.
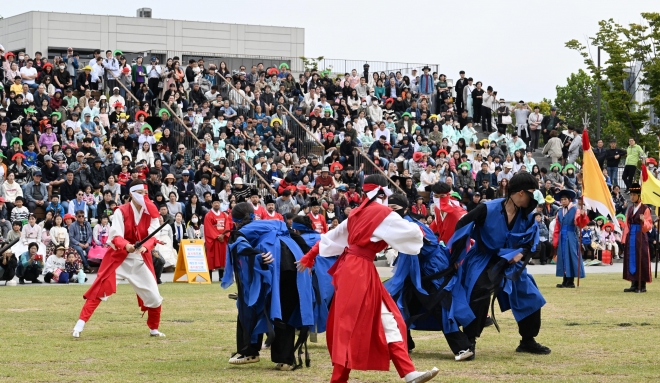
[629,183,642,195]
[309,197,320,207]
[249,188,259,197]
[264,195,276,205]
[211,193,221,203]
[554,188,577,201]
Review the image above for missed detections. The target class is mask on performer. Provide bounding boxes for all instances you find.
[131,191,146,210]
[433,195,451,210]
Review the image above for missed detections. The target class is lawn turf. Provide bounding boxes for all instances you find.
[1,273,659,382]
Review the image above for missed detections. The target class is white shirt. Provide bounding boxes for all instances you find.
[109,202,160,258]
[319,210,423,257]
[20,66,37,84]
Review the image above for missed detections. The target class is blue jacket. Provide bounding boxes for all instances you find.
[45,202,65,218]
[68,221,92,247]
[385,215,474,333]
[295,227,337,333]
[222,220,314,343]
[452,199,545,322]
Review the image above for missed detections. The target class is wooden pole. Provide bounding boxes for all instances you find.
[110,71,202,146]
[225,143,277,196]
[354,148,405,194]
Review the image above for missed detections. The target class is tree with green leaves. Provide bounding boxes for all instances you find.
[554,69,608,129]
[566,12,660,154]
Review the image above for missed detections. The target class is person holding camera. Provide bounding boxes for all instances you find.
[481,86,496,133]
[16,242,44,284]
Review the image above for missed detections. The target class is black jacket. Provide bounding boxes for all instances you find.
[605,148,626,167]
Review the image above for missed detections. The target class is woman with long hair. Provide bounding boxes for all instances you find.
[496,178,509,199]
[186,213,204,240]
[297,175,438,383]
[136,141,155,167]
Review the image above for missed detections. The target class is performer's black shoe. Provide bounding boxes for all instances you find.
[639,281,647,293]
[516,339,551,355]
[18,278,25,285]
[484,316,494,327]
[31,278,42,284]
[228,292,238,300]
[564,277,575,288]
[556,277,567,288]
[624,281,638,293]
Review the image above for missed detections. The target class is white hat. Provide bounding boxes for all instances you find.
[0,44,4,51]
[504,163,513,169]
[234,177,244,185]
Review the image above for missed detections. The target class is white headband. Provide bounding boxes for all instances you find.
[129,184,148,193]
[365,186,393,200]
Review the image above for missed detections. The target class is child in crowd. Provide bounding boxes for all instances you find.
[64,252,84,283]
[7,221,22,243]
[44,245,67,283]
[601,222,620,260]
[82,184,97,219]
[10,197,29,225]
[581,221,602,261]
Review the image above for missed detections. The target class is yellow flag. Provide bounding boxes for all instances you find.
[581,130,620,231]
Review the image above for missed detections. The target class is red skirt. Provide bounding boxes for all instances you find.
[326,249,408,371]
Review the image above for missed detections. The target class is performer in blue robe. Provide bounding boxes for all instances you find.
[443,173,551,360]
[553,189,588,288]
[384,194,474,357]
[222,203,314,371]
[290,216,337,335]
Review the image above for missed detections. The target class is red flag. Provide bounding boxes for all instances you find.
[642,164,649,182]
[582,129,591,151]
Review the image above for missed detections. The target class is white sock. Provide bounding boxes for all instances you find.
[150,329,160,335]
[74,320,86,332]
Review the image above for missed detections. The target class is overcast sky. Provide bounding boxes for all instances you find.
[3,1,654,101]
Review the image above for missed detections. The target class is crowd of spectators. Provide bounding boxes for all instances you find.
[0,42,654,284]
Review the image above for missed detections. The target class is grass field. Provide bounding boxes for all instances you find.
[2,273,660,383]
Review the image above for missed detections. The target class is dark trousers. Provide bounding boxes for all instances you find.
[473,103,482,125]
[456,95,464,113]
[444,257,542,353]
[529,129,540,151]
[270,270,299,365]
[148,78,161,105]
[152,253,165,282]
[481,106,492,132]
[622,165,637,190]
[235,270,299,365]
[105,79,117,94]
[16,263,41,281]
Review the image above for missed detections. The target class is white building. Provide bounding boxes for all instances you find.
[0,10,304,69]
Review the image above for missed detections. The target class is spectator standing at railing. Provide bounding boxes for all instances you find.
[102,50,120,93]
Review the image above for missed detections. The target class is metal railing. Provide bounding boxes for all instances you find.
[217,74,326,160]
[148,50,438,77]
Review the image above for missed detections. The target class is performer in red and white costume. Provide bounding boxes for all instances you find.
[262,195,284,221]
[72,180,165,338]
[298,175,439,383]
[428,182,466,245]
[307,198,328,234]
